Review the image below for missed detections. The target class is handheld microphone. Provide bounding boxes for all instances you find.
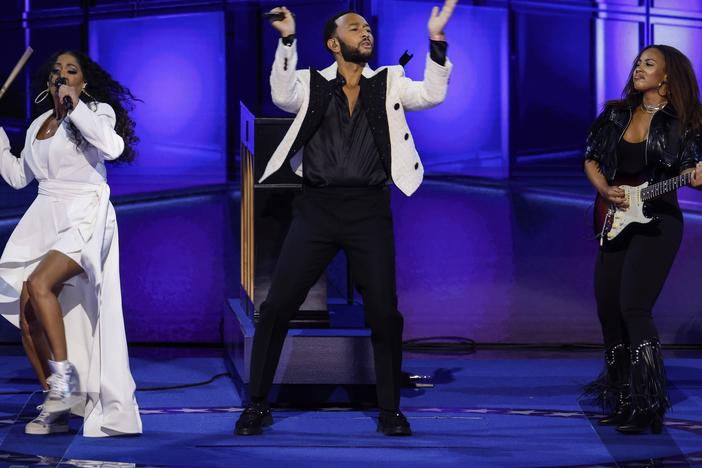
[54,77,73,112]
[263,10,295,22]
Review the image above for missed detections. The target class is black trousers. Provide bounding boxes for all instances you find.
[594,209,683,349]
[248,185,404,411]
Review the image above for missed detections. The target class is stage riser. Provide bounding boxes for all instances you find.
[224,299,376,403]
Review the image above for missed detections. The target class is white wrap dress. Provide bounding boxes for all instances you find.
[0,101,142,437]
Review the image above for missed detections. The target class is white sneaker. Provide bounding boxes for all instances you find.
[25,405,70,435]
[42,360,82,413]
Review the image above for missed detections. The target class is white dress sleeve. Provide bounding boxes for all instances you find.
[0,127,35,189]
[69,101,125,160]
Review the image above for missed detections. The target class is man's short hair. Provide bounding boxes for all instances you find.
[323,10,356,51]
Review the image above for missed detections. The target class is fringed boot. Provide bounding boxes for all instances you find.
[616,340,669,434]
[584,344,631,425]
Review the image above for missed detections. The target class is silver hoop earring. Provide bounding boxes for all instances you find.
[34,88,49,104]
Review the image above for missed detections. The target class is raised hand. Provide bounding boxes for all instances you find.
[268,6,296,37]
[428,0,458,41]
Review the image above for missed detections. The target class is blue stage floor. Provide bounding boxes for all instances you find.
[1,347,702,467]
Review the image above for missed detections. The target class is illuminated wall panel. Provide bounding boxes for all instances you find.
[653,0,702,11]
[89,12,226,195]
[511,11,593,159]
[652,22,702,208]
[595,18,642,110]
[652,22,702,73]
[377,1,509,178]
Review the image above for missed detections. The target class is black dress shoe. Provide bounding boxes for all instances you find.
[235,402,273,436]
[616,409,663,435]
[377,410,412,436]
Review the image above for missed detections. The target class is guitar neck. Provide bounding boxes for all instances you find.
[640,172,693,201]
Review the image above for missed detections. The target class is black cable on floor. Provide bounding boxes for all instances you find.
[136,372,231,392]
[402,336,476,355]
[403,339,702,353]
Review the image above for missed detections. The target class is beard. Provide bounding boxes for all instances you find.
[339,38,373,64]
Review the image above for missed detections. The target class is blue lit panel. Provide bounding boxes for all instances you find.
[652,23,702,74]
[651,23,702,206]
[596,18,641,110]
[653,0,702,11]
[89,12,226,195]
[376,2,508,178]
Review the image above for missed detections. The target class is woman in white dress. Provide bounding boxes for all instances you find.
[0,50,142,437]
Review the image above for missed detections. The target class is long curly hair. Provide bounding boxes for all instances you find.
[607,45,702,132]
[33,50,139,163]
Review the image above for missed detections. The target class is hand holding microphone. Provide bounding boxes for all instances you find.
[54,77,79,113]
[264,6,295,37]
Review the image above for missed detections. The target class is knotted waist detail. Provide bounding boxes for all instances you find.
[38,179,108,200]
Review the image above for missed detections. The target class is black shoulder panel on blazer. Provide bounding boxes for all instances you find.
[284,68,336,162]
[361,68,392,175]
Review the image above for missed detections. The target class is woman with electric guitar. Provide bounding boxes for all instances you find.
[584,45,702,434]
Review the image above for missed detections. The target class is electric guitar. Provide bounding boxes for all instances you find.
[594,171,693,245]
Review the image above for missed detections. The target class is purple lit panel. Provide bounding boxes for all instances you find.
[652,23,702,73]
[596,19,641,110]
[376,2,509,178]
[650,23,702,207]
[512,11,593,157]
[653,0,702,11]
[599,0,640,5]
[88,12,226,195]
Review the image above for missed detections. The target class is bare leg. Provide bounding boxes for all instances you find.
[26,251,83,362]
[19,282,52,389]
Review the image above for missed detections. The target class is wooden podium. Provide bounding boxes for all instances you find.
[224,102,375,405]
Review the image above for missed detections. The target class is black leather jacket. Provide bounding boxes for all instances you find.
[584,104,701,183]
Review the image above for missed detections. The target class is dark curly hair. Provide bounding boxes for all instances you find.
[33,50,139,163]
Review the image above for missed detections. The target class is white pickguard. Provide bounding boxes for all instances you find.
[606,181,652,240]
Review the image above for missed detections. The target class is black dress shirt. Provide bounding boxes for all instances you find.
[303,73,387,187]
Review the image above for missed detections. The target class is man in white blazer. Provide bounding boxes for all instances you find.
[236,1,456,437]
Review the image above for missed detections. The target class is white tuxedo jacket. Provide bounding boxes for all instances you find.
[260,39,453,196]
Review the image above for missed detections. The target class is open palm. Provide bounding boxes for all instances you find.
[428,0,458,40]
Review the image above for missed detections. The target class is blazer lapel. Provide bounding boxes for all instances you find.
[283,69,336,162]
[360,68,391,175]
